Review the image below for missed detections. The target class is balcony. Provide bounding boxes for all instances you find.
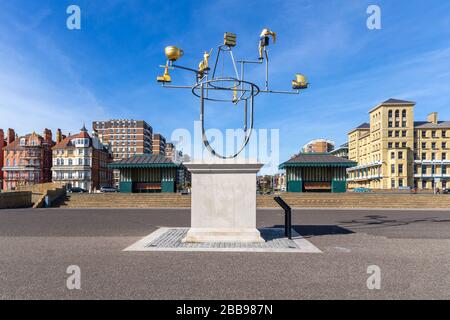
[414,160,450,164]
[347,174,383,182]
[346,161,382,172]
[414,174,450,179]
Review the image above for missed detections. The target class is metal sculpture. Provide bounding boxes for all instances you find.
[157,29,308,159]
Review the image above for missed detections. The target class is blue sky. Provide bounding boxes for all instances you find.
[1,0,450,172]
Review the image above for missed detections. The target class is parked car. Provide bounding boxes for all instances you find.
[100,186,118,193]
[443,188,450,194]
[69,187,87,193]
[353,187,372,193]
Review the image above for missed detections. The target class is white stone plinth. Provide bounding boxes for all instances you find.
[183,160,264,243]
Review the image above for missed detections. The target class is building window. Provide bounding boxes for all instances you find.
[443,153,447,160]
[391,179,395,188]
[395,121,400,127]
[398,151,403,159]
[431,142,436,149]
[391,152,395,159]
[388,131,393,137]
[391,164,395,174]
[422,153,426,160]
[399,179,404,187]
[432,153,436,160]
[402,130,407,137]
[388,110,393,118]
[398,164,403,174]
[395,142,400,148]
[402,142,407,148]
[388,142,393,148]
[388,121,393,128]
[422,180,427,189]
[422,131,426,138]
[442,142,447,149]
[395,131,400,137]
[443,131,447,138]
[432,131,436,138]
[68,159,73,166]
[422,142,426,149]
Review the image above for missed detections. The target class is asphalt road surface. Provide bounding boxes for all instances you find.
[0,208,450,299]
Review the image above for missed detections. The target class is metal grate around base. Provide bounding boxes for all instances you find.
[125,227,322,253]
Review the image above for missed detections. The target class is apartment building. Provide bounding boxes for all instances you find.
[93,119,153,159]
[330,142,349,159]
[302,139,335,153]
[2,129,54,191]
[0,129,7,190]
[92,119,153,186]
[347,99,450,190]
[166,142,183,162]
[152,133,166,155]
[51,126,113,191]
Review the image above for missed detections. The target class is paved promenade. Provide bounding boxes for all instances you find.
[0,208,449,299]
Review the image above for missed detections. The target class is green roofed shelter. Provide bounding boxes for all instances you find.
[279,153,356,193]
[109,154,181,193]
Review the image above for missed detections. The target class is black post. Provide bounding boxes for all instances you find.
[273,196,292,240]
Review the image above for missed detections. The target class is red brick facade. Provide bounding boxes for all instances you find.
[2,129,54,191]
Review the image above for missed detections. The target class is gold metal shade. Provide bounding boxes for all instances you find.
[292,73,308,89]
[164,46,184,61]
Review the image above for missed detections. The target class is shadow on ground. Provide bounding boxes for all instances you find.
[338,215,450,230]
[270,225,354,239]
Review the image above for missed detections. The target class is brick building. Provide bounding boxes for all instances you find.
[2,129,54,191]
[152,133,166,155]
[51,126,113,191]
[0,129,7,190]
[92,119,153,186]
[302,139,335,153]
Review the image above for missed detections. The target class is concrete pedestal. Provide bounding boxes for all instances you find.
[183,160,264,243]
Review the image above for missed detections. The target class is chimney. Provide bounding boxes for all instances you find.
[427,112,438,124]
[43,128,52,143]
[7,128,15,144]
[56,128,62,143]
[0,129,4,145]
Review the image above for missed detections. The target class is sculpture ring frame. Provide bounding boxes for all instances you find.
[191,77,260,102]
[193,78,260,159]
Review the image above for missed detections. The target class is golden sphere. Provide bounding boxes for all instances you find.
[165,46,184,61]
